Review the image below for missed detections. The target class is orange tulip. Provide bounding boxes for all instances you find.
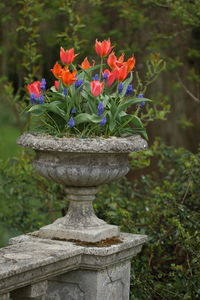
[124,57,135,73]
[90,80,104,96]
[107,52,125,69]
[116,53,125,67]
[80,57,95,70]
[62,69,77,86]
[107,52,117,69]
[60,47,78,65]
[114,65,128,82]
[95,39,114,58]
[50,62,63,79]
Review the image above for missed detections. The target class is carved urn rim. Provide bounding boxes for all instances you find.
[17,133,148,153]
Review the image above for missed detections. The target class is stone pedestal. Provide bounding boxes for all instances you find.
[38,187,119,242]
[0,233,148,300]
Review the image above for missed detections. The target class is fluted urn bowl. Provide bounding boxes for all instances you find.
[17,133,147,242]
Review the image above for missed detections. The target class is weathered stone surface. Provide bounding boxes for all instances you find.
[0,233,147,295]
[17,133,147,153]
[11,281,48,299]
[38,187,119,242]
[33,152,130,186]
[46,260,130,300]
[17,133,148,242]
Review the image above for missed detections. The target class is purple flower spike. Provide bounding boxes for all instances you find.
[40,78,46,91]
[30,93,36,104]
[75,79,84,88]
[102,72,109,80]
[138,93,144,98]
[100,116,107,126]
[140,101,145,109]
[38,94,44,104]
[68,117,75,128]
[125,84,133,96]
[63,87,67,96]
[71,108,76,114]
[92,74,99,81]
[138,94,145,108]
[97,101,104,116]
[118,83,123,94]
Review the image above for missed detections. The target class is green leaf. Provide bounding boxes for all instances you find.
[45,101,67,120]
[120,72,133,97]
[74,113,102,125]
[28,105,47,116]
[28,101,67,120]
[117,97,152,114]
[131,115,144,128]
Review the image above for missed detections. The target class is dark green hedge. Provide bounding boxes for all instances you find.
[0,141,200,299]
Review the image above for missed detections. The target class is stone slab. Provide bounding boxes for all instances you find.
[0,233,147,295]
[38,222,120,243]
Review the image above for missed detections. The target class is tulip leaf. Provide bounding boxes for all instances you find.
[116,97,152,115]
[28,105,47,116]
[45,101,67,120]
[120,72,133,98]
[28,101,67,120]
[74,113,102,125]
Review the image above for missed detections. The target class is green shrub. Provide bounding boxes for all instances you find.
[95,140,200,299]
[0,140,199,299]
[0,152,65,246]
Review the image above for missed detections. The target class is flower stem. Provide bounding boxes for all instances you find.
[99,57,103,80]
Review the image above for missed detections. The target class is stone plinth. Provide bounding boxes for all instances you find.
[0,233,147,299]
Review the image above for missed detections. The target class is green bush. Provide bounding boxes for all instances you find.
[0,141,199,299]
[95,140,200,299]
[0,152,65,246]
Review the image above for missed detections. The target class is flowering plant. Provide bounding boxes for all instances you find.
[27,39,152,138]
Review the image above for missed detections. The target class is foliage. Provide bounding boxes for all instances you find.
[0,152,65,247]
[0,0,171,140]
[0,140,199,298]
[95,140,200,299]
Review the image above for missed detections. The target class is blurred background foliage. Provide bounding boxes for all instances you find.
[0,0,200,299]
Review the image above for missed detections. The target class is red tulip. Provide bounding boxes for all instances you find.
[90,80,104,96]
[27,81,41,98]
[54,80,59,91]
[50,62,63,79]
[103,69,116,87]
[81,57,95,70]
[60,47,78,65]
[95,39,114,58]
[114,65,128,82]
[61,69,77,86]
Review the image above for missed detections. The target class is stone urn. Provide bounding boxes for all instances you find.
[17,133,147,242]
